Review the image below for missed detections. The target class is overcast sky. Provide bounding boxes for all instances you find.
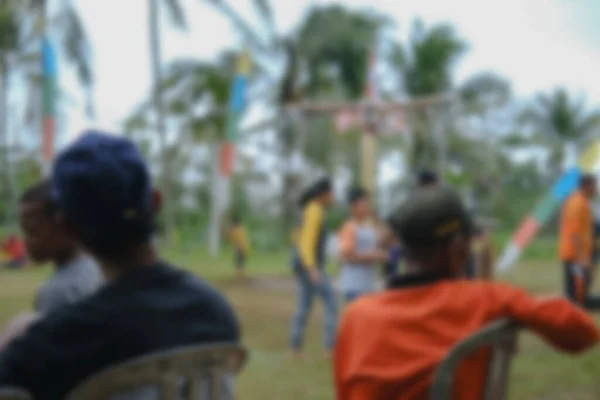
[57,0,600,148]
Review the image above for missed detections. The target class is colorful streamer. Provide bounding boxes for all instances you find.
[497,141,600,272]
[41,37,57,165]
[219,50,250,179]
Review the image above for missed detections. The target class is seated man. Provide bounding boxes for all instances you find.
[19,180,103,314]
[334,186,599,400]
[0,131,240,400]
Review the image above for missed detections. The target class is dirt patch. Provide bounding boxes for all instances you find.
[245,276,297,291]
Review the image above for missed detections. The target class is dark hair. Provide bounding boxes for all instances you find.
[313,177,332,196]
[348,187,368,204]
[417,170,439,187]
[298,186,314,208]
[19,179,57,215]
[580,173,596,187]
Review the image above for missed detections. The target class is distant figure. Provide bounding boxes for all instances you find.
[290,178,337,359]
[228,213,250,280]
[559,174,597,306]
[338,188,388,302]
[0,131,240,400]
[334,186,600,400]
[0,235,27,269]
[18,180,103,314]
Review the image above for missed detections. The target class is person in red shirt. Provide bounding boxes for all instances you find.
[0,235,27,269]
[334,186,599,400]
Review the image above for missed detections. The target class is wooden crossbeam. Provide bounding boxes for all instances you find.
[285,92,454,115]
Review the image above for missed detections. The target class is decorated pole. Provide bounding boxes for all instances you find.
[209,50,251,256]
[497,141,600,272]
[41,36,57,175]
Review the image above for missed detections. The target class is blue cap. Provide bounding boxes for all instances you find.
[52,131,152,234]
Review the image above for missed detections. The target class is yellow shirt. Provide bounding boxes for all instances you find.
[229,225,250,254]
[298,201,324,269]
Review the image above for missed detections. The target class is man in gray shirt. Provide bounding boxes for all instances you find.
[19,180,103,314]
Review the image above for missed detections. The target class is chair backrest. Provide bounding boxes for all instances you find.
[429,318,520,400]
[0,388,31,400]
[67,343,247,400]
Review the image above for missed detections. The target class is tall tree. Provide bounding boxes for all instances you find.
[390,19,466,170]
[0,1,20,226]
[520,88,600,172]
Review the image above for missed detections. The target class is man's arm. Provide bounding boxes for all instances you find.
[0,313,39,352]
[490,284,599,353]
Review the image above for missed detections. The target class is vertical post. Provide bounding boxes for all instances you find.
[361,47,378,195]
[360,133,377,195]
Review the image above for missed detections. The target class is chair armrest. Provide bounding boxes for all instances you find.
[429,318,520,400]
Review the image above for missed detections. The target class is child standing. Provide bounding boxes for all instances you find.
[228,214,250,280]
[338,188,388,302]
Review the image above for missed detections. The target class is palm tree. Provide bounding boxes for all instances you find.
[520,88,600,172]
[390,19,466,170]
[207,1,385,234]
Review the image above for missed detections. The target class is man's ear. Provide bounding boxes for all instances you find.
[54,212,77,238]
[151,189,162,213]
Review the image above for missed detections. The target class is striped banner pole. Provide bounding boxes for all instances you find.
[219,50,250,209]
[41,37,57,175]
[497,141,600,272]
[209,50,250,256]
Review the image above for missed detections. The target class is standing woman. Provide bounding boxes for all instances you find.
[289,178,337,359]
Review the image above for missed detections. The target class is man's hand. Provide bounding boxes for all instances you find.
[308,268,321,284]
[372,249,390,263]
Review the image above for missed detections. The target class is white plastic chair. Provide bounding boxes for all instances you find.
[0,388,31,400]
[430,319,520,400]
[66,343,247,400]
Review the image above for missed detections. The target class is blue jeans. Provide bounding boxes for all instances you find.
[289,263,338,351]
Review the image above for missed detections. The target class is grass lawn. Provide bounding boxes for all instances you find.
[2,238,600,399]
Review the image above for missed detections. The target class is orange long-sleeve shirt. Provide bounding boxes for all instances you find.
[560,191,593,263]
[334,276,599,400]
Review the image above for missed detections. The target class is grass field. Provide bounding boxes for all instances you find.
[2,237,600,399]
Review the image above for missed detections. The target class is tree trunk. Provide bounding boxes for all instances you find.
[0,57,16,227]
[208,140,222,256]
[149,0,174,241]
[280,110,297,237]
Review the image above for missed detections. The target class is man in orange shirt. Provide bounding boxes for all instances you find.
[559,174,597,305]
[334,186,599,400]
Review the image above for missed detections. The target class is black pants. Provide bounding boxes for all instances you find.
[563,262,590,304]
[562,261,600,309]
[464,254,476,279]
